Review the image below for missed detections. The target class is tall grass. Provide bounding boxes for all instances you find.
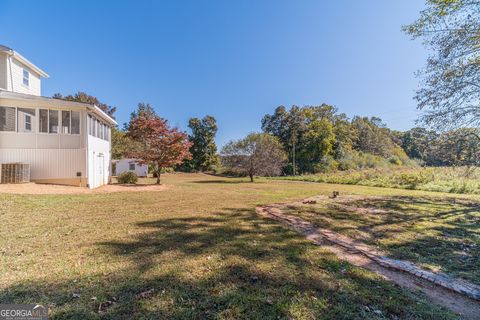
[271,167,480,194]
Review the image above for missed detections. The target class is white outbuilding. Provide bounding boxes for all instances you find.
[113,159,148,177]
[0,45,117,188]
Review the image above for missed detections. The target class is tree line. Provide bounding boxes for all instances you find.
[53,92,480,183]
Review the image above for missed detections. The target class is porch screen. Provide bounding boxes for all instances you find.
[39,109,48,133]
[49,110,59,133]
[71,111,80,134]
[0,106,15,131]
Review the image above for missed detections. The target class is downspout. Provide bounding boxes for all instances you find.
[7,52,14,92]
[85,109,90,188]
[108,121,112,184]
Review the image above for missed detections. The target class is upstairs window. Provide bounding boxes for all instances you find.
[22,69,29,87]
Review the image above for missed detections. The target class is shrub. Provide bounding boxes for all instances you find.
[395,169,434,188]
[313,156,338,173]
[389,156,402,166]
[117,171,138,184]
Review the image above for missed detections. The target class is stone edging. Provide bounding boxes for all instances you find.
[256,204,480,301]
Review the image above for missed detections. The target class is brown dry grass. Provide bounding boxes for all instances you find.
[1,173,472,319]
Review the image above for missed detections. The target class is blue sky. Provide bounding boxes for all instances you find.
[0,0,427,146]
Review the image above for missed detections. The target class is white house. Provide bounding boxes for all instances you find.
[113,159,148,177]
[0,45,117,188]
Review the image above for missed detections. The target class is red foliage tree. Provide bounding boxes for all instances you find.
[127,104,192,184]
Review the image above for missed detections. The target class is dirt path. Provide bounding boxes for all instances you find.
[0,183,168,194]
[256,203,480,320]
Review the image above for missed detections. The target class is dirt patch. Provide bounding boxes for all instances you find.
[257,203,480,320]
[0,183,168,195]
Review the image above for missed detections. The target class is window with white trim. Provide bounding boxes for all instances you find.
[23,69,29,87]
[25,115,31,131]
[17,108,36,132]
[129,163,135,171]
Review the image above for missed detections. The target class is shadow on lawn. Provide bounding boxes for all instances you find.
[326,196,480,283]
[0,208,455,319]
[191,180,251,184]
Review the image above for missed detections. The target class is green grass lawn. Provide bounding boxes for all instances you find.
[1,173,476,319]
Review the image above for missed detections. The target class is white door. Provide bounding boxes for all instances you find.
[89,152,105,188]
[97,154,104,186]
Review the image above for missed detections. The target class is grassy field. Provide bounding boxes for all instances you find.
[1,173,477,319]
[270,166,480,194]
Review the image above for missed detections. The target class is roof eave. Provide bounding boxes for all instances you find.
[0,90,117,126]
[88,104,118,126]
[12,51,50,78]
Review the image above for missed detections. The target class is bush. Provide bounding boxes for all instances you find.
[394,169,434,188]
[389,156,402,166]
[117,171,138,184]
[313,156,338,173]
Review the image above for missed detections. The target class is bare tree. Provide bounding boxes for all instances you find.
[221,133,287,182]
[404,1,480,130]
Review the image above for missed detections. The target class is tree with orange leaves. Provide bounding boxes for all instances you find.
[126,103,192,184]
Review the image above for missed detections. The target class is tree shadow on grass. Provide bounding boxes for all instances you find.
[0,208,456,319]
[309,196,480,284]
[191,180,251,184]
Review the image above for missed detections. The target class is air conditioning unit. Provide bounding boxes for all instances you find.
[0,163,30,184]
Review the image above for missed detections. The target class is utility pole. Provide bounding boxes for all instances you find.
[292,135,296,176]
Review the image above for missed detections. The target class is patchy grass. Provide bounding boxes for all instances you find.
[270,166,480,194]
[0,173,473,319]
[282,195,480,285]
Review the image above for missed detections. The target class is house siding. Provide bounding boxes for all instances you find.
[8,58,41,96]
[87,134,111,188]
[0,148,86,182]
[0,53,7,90]
[0,98,89,184]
